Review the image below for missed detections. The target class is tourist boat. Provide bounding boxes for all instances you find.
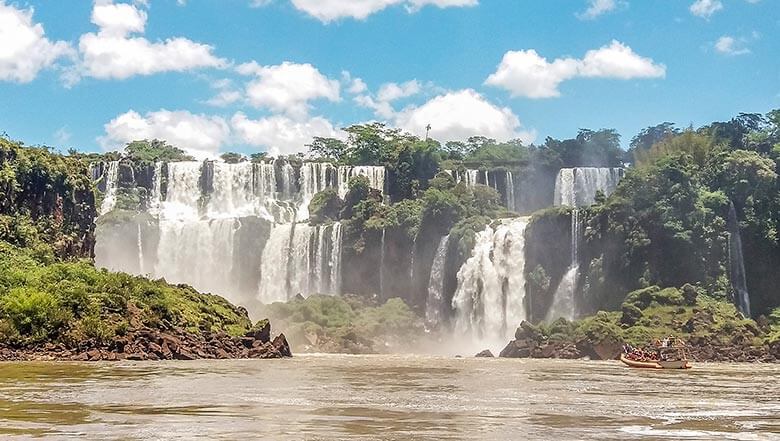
[620,353,692,369]
[620,339,692,369]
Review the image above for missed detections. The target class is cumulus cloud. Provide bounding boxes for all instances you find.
[485,40,665,99]
[231,112,342,156]
[100,109,230,159]
[237,61,340,118]
[394,89,535,143]
[714,35,751,55]
[356,80,422,118]
[0,2,74,83]
[288,0,477,23]
[577,0,622,20]
[690,0,723,18]
[71,1,225,83]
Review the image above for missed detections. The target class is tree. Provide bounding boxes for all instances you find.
[220,152,246,164]
[307,137,348,162]
[250,152,268,163]
[629,123,680,162]
[125,140,194,162]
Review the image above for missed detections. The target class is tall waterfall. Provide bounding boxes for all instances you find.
[546,210,581,322]
[425,235,450,328]
[554,167,624,207]
[727,202,751,317]
[257,222,343,303]
[452,218,530,342]
[99,161,120,215]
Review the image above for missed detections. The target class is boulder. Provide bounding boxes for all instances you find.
[475,349,494,358]
[272,333,292,357]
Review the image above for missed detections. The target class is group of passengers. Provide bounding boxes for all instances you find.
[622,337,684,362]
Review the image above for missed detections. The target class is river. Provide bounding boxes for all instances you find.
[0,355,778,440]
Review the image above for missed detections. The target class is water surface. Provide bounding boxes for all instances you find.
[0,355,778,440]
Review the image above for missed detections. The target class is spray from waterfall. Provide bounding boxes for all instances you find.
[727,202,751,317]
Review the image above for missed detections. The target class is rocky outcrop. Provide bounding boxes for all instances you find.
[0,322,292,362]
[499,320,779,362]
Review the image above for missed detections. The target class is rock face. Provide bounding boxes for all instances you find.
[0,323,292,362]
[475,349,495,358]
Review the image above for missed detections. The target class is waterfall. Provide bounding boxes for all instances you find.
[506,171,516,212]
[154,217,238,296]
[257,222,343,303]
[447,168,516,211]
[298,162,336,221]
[546,210,581,322]
[452,217,530,342]
[337,166,386,199]
[137,224,145,275]
[99,161,120,215]
[727,202,751,317]
[554,167,624,207]
[379,228,386,299]
[148,162,163,215]
[96,159,384,313]
[425,235,450,328]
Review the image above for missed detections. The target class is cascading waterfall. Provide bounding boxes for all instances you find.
[554,167,624,207]
[96,159,383,313]
[452,218,530,342]
[545,209,581,322]
[99,161,120,215]
[257,222,344,303]
[727,202,751,317]
[425,235,450,328]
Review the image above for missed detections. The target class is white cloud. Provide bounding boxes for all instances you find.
[577,0,621,20]
[377,80,421,102]
[355,80,422,119]
[238,61,341,118]
[231,112,342,156]
[714,35,751,55]
[73,1,225,82]
[0,2,73,83]
[394,89,535,143]
[91,1,147,36]
[485,40,665,99]
[578,40,666,79]
[341,71,368,94]
[54,126,72,144]
[690,0,723,18]
[100,109,230,159]
[288,0,477,23]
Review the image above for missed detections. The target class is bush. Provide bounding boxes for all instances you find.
[1,287,70,342]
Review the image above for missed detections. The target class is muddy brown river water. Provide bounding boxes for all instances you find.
[0,355,778,440]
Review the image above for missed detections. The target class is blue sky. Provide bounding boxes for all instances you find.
[0,0,778,158]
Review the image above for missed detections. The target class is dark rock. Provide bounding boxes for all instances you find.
[245,319,271,343]
[173,349,196,360]
[475,349,494,358]
[272,333,292,357]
